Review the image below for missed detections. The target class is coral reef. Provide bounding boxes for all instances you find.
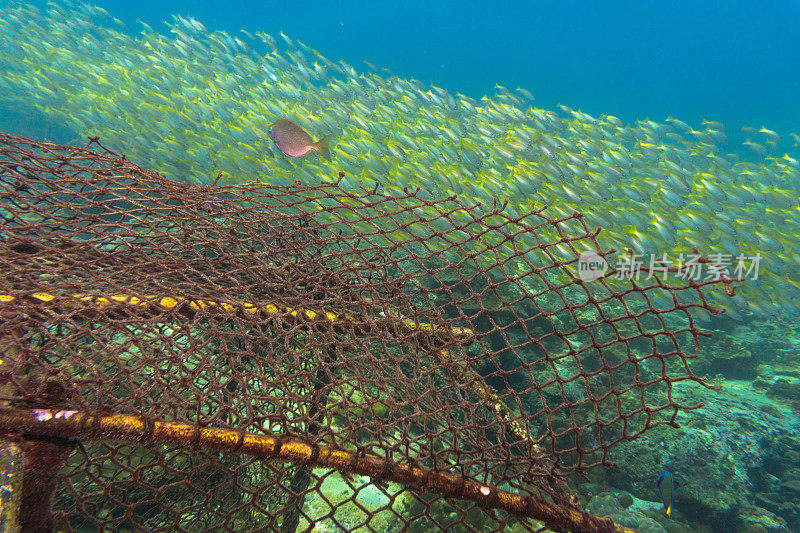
[584,311,800,533]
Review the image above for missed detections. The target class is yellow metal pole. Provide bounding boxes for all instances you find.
[0,408,635,533]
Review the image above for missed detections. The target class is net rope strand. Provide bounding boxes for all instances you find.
[0,132,734,532]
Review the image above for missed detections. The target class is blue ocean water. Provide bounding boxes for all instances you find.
[85,0,800,139]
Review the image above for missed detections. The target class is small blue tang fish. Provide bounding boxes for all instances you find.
[656,470,680,517]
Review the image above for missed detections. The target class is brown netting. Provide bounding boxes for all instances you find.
[0,132,736,532]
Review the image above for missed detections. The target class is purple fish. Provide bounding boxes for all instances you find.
[268,118,330,160]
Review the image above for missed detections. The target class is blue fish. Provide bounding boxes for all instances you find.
[656,470,680,517]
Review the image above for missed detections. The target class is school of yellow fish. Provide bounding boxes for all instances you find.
[0,1,798,320]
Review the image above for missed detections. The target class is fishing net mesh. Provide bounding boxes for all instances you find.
[0,132,733,532]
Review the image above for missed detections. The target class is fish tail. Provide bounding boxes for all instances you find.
[315,137,331,161]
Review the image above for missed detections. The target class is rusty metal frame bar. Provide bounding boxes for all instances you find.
[0,408,634,533]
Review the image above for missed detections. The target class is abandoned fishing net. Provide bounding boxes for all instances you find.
[0,133,733,532]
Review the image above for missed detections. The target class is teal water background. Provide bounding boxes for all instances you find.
[63,0,800,141]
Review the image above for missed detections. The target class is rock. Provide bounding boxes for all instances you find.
[779,479,800,495]
[618,491,635,509]
[585,493,668,533]
[603,379,800,530]
[586,493,624,516]
[768,378,800,401]
[714,315,796,367]
[738,506,791,533]
[763,437,800,478]
[755,492,783,515]
[635,518,669,533]
[694,331,757,379]
[758,403,784,419]
[607,423,746,524]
